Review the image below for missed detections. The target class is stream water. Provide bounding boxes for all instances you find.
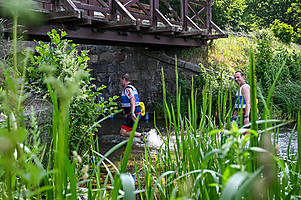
[97,115,299,163]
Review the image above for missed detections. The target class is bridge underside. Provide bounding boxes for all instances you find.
[1,0,227,47]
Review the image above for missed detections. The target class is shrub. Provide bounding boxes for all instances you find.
[293,28,301,44]
[270,19,295,44]
[29,29,119,154]
[274,80,301,117]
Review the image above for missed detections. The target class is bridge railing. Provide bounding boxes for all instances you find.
[32,0,225,38]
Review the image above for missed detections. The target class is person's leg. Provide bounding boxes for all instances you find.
[120,128,142,137]
[120,115,141,137]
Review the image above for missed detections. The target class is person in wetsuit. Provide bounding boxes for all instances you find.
[232,71,251,126]
[119,73,142,138]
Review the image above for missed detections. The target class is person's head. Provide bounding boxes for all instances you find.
[120,73,130,86]
[234,71,245,86]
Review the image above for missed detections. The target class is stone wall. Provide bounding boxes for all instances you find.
[3,39,208,111]
[79,45,208,111]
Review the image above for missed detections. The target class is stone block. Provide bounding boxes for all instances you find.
[99,52,114,63]
[94,64,108,73]
[89,55,98,63]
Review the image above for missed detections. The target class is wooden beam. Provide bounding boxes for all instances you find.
[161,0,181,21]
[202,34,228,40]
[104,19,137,28]
[20,24,206,46]
[48,10,81,21]
[210,20,224,35]
[114,0,137,22]
[177,30,204,37]
[206,0,212,34]
[124,0,139,7]
[73,1,103,12]
[188,0,206,7]
[95,0,109,7]
[155,9,173,27]
[190,5,205,25]
[186,15,202,32]
[143,26,177,34]
[181,0,188,31]
[60,0,81,18]
[136,2,150,16]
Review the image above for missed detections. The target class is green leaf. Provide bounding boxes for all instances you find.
[120,173,136,200]
[220,172,249,200]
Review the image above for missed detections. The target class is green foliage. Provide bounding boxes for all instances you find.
[30,29,119,154]
[254,29,301,118]
[245,0,297,28]
[143,60,301,200]
[211,0,300,36]
[212,0,248,31]
[69,84,119,153]
[274,80,301,116]
[286,1,301,29]
[30,29,90,97]
[293,28,301,44]
[152,73,206,117]
[271,19,295,44]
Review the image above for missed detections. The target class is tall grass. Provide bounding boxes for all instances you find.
[0,1,300,199]
[138,52,301,199]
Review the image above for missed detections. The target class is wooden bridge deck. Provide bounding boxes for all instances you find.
[1,0,227,47]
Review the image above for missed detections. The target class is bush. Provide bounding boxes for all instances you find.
[29,29,119,154]
[270,19,295,44]
[274,80,301,117]
[255,29,301,118]
[293,28,301,44]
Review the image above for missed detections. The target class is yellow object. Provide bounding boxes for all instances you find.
[139,102,145,116]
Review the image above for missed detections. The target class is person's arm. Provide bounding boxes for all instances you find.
[130,96,137,121]
[242,85,251,124]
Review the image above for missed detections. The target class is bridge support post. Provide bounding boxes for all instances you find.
[181,0,188,31]
[206,0,213,35]
[150,0,159,29]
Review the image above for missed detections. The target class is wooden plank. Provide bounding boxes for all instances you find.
[128,7,146,15]
[143,26,178,34]
[48,10,81,20]
[73,1,103,11]
[177,30,204,37]
[104,19,137,28]
[131,13,151,20]
[202,34,228,40]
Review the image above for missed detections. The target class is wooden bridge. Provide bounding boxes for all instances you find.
[2,0,227,47]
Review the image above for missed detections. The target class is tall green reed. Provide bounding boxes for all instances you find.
[141,50,301,200]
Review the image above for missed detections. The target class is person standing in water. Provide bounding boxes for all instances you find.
[119,73,143,138]
[232,71,251,126]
